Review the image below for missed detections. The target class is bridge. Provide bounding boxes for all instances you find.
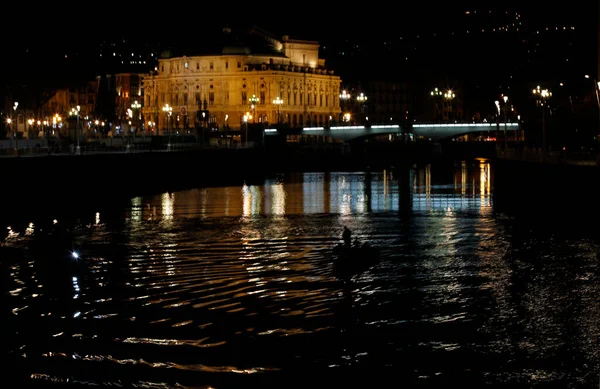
[264,122,520,142]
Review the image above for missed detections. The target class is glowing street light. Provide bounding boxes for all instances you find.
[339,90,351,125]
[503,95,509,153]
[272,96,283,124]
[532,86,552,160]
[249,94,259,123]
[243,113,249,147]
[131,100,141,136]
[162,103,173,149]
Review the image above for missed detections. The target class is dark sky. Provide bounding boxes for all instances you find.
[8,1,594,46]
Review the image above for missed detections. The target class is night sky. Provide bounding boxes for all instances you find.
[0,1,596,102]
[5,2,593,48]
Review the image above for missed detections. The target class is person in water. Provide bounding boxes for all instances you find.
[342,226,352,247]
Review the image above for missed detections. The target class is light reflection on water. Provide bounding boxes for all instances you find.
[2,160,600,388]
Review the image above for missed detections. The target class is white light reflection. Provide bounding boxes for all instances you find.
[242,183,251,216]
[303,172,323,214]
[25,222,35,236]
[161,193,174,225]
[95,212,101,226]
[242,183,262,217]
[130,197,143,224]
[6,226,19,240]
[271,183,286,215]
[72,276,80,300]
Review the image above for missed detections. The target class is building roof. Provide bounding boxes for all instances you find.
[159,25,288,59]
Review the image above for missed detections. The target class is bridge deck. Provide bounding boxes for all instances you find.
[265,122,520,142]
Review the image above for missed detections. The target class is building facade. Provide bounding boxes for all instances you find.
[142,27,342,134]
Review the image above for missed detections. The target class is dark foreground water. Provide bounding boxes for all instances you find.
[2,159,600,388]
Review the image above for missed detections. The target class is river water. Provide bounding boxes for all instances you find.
[2,159,600,388]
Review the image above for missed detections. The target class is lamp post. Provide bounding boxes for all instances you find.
[243,114,249,147]
[249,94,259,123]
[162,103,172,149]
[443,90,455,122]
[502,95,509,153]
[585,75,600,146]
[339,89,351,125]
[12,102,18,153]
[6,118,12,150]
[356,92,367,124]
[27,119,34,140]
[273,96,283,124]
[69,106,81,154]
[53,114,61,152]
[532,86,552,161]
[131,100,141,137]
[430,88,442,121]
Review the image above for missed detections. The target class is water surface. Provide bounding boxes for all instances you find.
[2,160,600,388]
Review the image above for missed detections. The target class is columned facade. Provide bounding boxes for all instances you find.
[142,28,342,135]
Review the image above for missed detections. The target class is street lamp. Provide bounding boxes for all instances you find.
[430,88,442,121]
[443,90,455,122]
[532,86,552,161]
[162,103,173,149]
[585,75,600,142]
[272,96,283,124]
[27,119,34,139]
[339,90,351,125]
[502,95,509,153]
[356,92,367,123]
[131,100,141,136]
[243,114,249,147]
[6,118,12,148]
[69,106,81,154]
[249,94,259,123]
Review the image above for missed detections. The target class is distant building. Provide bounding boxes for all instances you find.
[364,81,414,126]
[142,26,342,134]
[43,80,98,119]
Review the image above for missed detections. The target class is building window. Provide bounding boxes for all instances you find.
[237,61,241,68]
[196,63,200,70]
[242,91,247,105]
[225,61,229,69]
[260,91,265,105]
[195,92,200,104]
[209,92,214,106]
[210,62,214,70]
[184,62,188,69]
[183,93,188,105]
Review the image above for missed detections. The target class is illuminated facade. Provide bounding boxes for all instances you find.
[142,26,342,134]
[113,73,145,129]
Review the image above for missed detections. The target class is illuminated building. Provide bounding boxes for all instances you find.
[142,26,342,134]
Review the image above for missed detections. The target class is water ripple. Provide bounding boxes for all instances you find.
[3,167,600,388]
